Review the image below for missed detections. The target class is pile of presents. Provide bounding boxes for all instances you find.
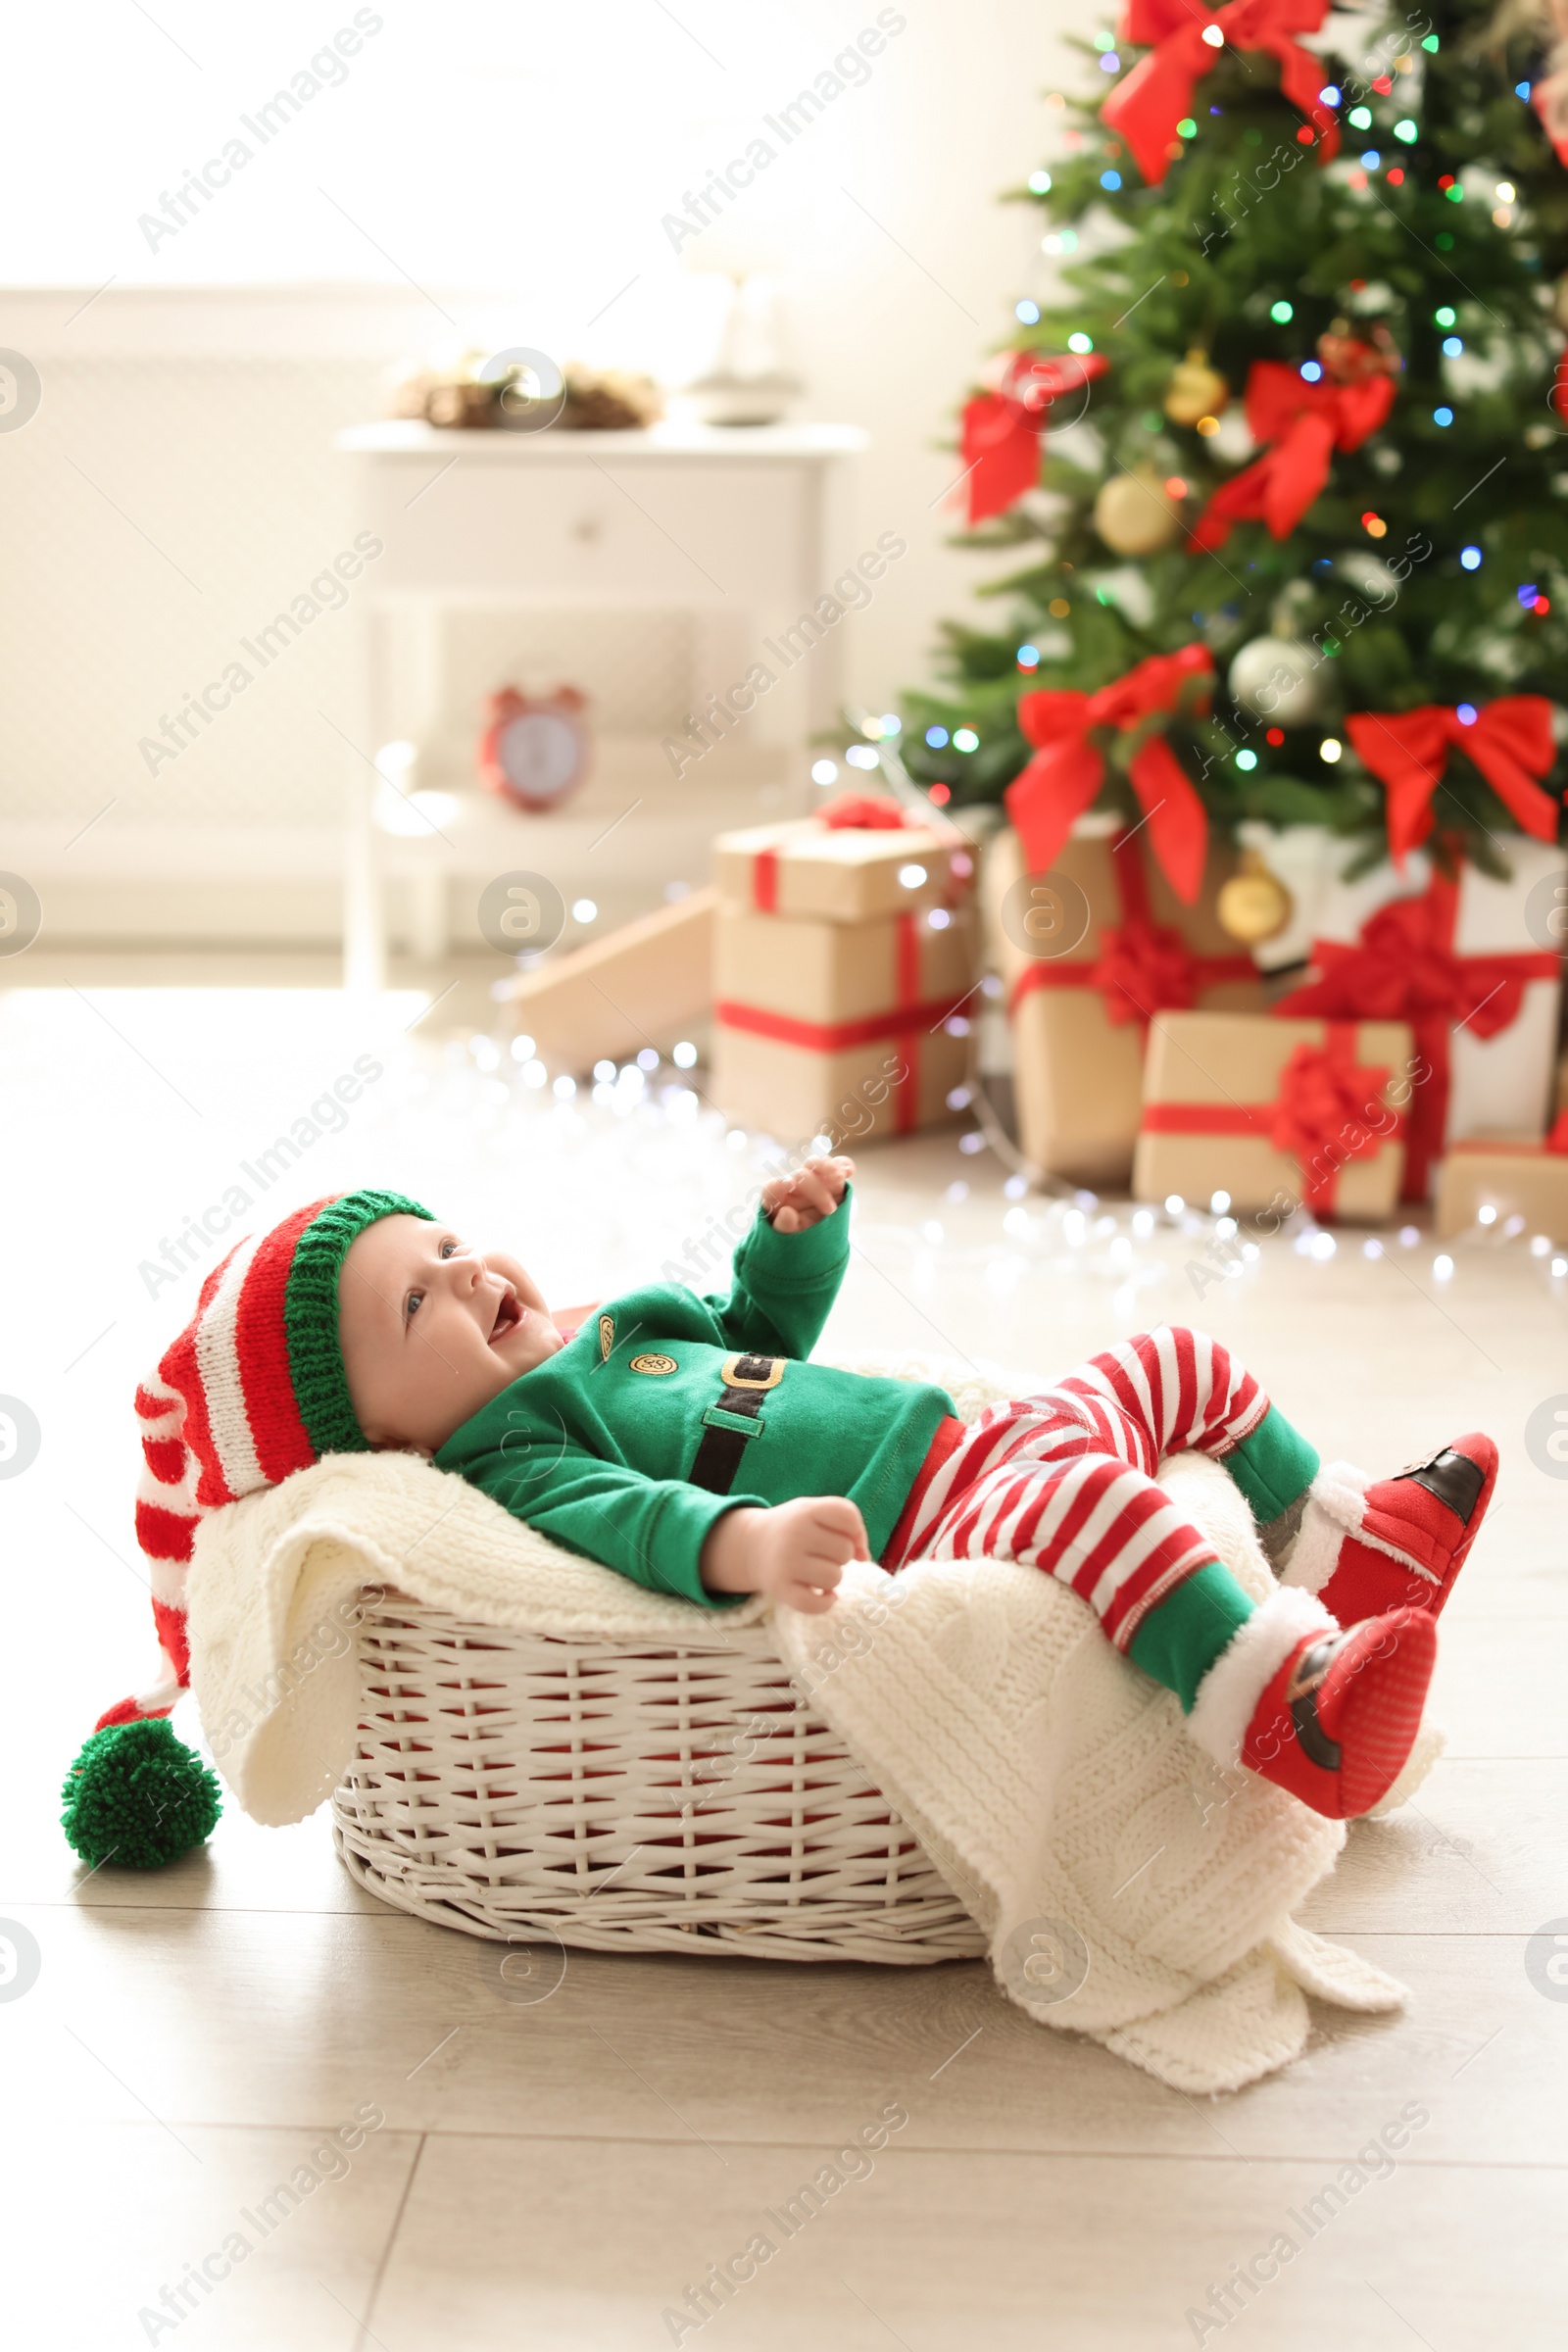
[982,816,1568,1237]
[710,796,976,1148]
[509,786,1568,1240]
[704,792,1568,1239]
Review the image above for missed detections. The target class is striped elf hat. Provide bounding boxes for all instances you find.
[62,1189,431,1871]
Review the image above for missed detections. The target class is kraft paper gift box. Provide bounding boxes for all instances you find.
[710,795,979,1145]
[1435,1122,1568,1242]
[985,817,1266,1187]
[1270,838,1564,1199]
[711,901,975,1147]
[508,889,713,1069]
[713,806,971,923]
[1133,1010,1415,1220]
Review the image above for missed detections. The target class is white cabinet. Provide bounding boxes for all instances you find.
[337,419,866,985]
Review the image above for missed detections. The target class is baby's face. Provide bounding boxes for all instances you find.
[338,1213,564,1455]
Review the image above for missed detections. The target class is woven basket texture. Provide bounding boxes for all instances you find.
[332,1592,987,1963]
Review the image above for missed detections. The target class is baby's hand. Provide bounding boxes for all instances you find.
[761,1153,855,1234]
[700,1494,869,1613]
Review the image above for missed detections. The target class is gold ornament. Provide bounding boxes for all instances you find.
[1163,348,1228,426]
[1216,848,1294,945]
[1092,466,1181,556]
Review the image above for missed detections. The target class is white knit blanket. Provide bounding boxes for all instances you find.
[185,1353,1418,2093]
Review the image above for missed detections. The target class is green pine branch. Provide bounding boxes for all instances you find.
[899,0,1568,872]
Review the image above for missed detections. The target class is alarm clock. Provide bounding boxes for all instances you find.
[477,686,590,812]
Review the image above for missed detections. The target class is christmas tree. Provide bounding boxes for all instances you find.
[898,0,1568,892]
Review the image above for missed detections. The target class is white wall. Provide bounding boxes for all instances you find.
[1,0,1076,938]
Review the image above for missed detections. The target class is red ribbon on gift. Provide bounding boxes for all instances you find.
[751,792,917,910]
[1102,0,1340,188]
[959,350,1110,526]
[1006,644,1214,904]
[1142,1024,1401,1212]
[1345,698,1560,868]
[1274,874,1561,1201]
[1010,828,1254,1025]
[1190,362,1395,552]
[716,913,965,1136]
[735,796,967,1132]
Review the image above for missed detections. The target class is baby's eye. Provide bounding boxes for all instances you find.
[405,1289,424,1321]
[439,1239,458,1259]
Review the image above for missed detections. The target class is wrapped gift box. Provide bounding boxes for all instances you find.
[711,797,977,1146]
[1134,1010,1415,1219]
[711,1017,970,1149]
[1272,839,1564,1197]
[508,889,712,1068]
[1435,1124,1568,1242]
[714,807,970,922]
[985,817,1265,1186]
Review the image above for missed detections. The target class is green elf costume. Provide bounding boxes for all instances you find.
[67,1189,1494,1865]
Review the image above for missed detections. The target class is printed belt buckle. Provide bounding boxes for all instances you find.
[1396,1442,1454,1479]
[721,1352,784,1392]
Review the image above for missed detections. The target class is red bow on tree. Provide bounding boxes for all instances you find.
[1345,699,1560,866]
[1005,644,1214,904]
[1190,362,1396,551]
[1102,0,1340,187]
[959,350,1110,526]
[1276,876,1561,1199]
[1534,44,1568,169]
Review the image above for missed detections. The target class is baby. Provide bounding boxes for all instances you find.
[121,1175,1496,1827]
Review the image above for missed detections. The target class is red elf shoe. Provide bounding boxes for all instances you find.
[1283,1436,1497,1626]
[1240,1608,1437,1820]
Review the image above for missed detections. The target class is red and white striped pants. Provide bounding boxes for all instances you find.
[881,1327,1268,1652]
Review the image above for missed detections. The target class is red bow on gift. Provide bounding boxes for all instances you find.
[1276,875,1561,1200]
[1345,699,1560,867]
[959,350,1110,526]
[1010,827,1254,1025]
[1006,644,1214,903]
[1269,1037,1394,1208]
[816,793,907,830]
[1190,362,1395,552]
[1092,917,1205,1027]
[1142,1025,1400,1213]
[1102,0,1340,188]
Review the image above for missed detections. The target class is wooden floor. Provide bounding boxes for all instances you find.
[4,968,1566,2348]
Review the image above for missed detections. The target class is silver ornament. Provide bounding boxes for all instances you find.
[1335,550,1399,605]
[1227,637,1322,725]
[1206,407,1256,465]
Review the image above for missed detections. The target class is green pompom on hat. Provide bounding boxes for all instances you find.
[63,1718,223,1870]
[67,1188,432,1871]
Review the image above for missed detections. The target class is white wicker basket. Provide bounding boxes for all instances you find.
[331,1589,986,1964]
